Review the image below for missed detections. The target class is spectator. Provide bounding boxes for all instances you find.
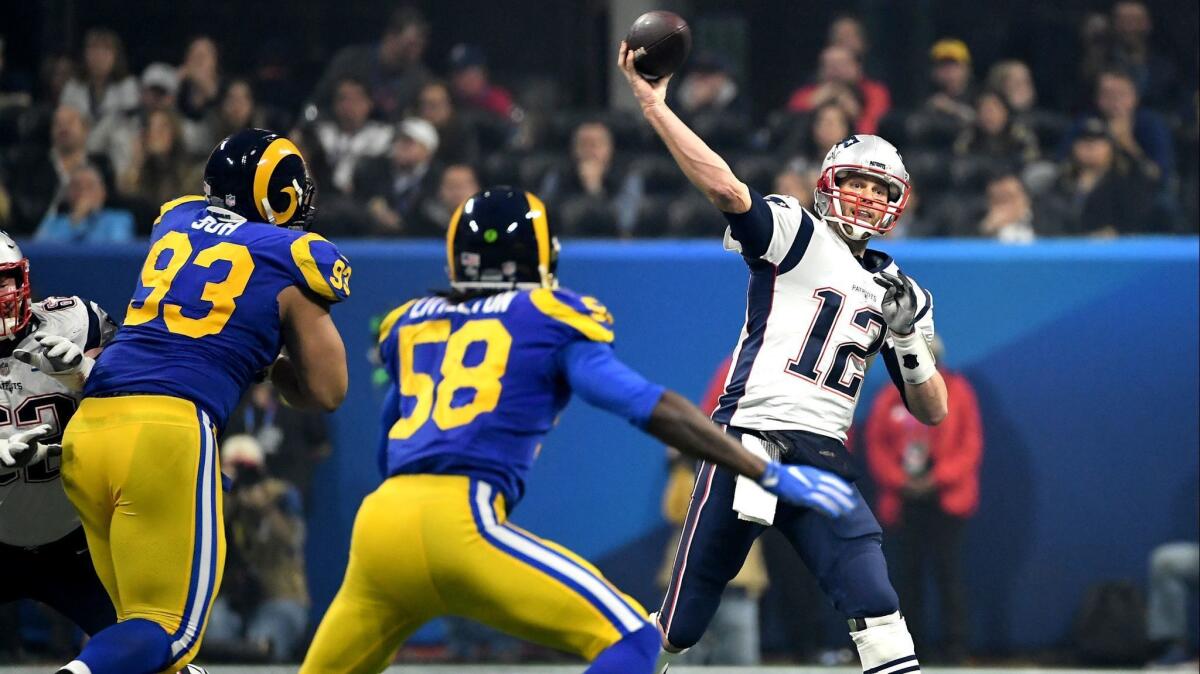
[177,36,222,125]
[224,382,331,509]
[772,159,819,210]
[35,163,133,243]
[909,38,976,145]
[138,62,179,115]
[1047,117,1151,236]
[865,337,982,663]
[118,109,201,219]
[1091,1,1179,110]
[447,43,517,122]
[1062,69,1173,187]
[672,51,746,120]
[414,80,480,166]
[193,78,267,155]
[355,117,439,236]
[4,104,114,234]
[975,172,1062,242]
[827,15,868,61]
[310,7,432,121]
[411,163,480,237]
[786,44,890,134]
[539,120,641,235]
[1145,541,1199,668]
[953,89,1039,168]
[316,77,394,194]
[656,358,768,666]
[805,101,856,163]
[206,434,310,662]
[59,28,139,174]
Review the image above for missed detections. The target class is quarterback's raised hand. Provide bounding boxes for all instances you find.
[618,41,670,109]
[13,333,93,391]
[759,462,857,518]
[874,270,919,335]
[0,424,56,468]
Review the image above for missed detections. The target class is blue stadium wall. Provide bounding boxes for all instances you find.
[25,237,1199,654]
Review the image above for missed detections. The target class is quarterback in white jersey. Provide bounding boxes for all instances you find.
[0,231,118,635]
[620,43,948,674]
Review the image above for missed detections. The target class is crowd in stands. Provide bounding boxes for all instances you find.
[0,1,1195,243]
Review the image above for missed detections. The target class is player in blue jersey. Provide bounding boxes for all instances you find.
[46,129,351,674]
[299,187,859,674]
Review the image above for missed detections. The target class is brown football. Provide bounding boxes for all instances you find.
[625,10,692,81]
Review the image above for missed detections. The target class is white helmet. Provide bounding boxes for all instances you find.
[813,134,911,240]
[0,232,31,339]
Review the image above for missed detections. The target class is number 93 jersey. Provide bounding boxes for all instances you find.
[376,287,660,506]
[85,196,351,429]
[716,192,935,442]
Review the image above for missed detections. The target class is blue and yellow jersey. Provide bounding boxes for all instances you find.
[85,196,351,428]
[377,287,664,505]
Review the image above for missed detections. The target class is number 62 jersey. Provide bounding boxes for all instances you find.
[713,192,935,443]
[0,297,116,548]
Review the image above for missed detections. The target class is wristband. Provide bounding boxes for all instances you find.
[890,329,937,385]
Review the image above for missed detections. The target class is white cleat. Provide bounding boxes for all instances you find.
[183,666,209,674]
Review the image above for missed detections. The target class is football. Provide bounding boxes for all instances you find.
[624,10,692,81]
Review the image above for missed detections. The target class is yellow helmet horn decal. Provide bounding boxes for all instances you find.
[253,138,303,224]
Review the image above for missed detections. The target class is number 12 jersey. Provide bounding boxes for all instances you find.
[713,193,935,443]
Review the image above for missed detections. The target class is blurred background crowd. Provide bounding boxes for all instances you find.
[0,0,1196,668]
[0,0,1196,243]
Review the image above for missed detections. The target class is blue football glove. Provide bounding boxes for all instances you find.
[758,462,857,518]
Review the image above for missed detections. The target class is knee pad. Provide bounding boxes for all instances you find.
[849,611,920,674]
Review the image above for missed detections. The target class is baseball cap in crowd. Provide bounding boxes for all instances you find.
[930,38,971,64]
[141,62,179,96]
[448,43,487,72]
[1077,116,1111,141]
[398,117,439,154]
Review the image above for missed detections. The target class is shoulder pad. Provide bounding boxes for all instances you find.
[376,299,417,344]
[153,195,207,226]
[528,288,614,343]
[289,232,352,303]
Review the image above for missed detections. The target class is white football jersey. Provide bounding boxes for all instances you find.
[0,296,115,547]
[712,195,934,442]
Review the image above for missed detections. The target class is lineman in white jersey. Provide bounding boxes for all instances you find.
[619,43,949,674]
[0,231,119,636]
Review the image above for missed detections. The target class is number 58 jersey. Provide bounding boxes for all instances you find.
[714,193,935,443]
[85,197,351,429]
[376,287,663,506]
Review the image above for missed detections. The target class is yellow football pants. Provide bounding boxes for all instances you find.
[61,395,225,673]
[300,474,649,674]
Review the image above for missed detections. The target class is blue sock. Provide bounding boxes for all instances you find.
[586,623,659,674]
[74,618,173,674]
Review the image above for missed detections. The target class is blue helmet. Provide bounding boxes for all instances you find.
[203,128,315,229]
[447,187,558,291]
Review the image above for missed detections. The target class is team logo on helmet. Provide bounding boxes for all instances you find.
[252,138,307,226]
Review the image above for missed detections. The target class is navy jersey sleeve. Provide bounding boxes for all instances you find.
[557,340,664,428]
[378,386,401,477]
[721,189,815,270]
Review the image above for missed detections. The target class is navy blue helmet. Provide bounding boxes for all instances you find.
[447,187,559,291]
[203,128,315,229]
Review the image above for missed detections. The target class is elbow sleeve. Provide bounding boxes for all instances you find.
[559,341,665,428]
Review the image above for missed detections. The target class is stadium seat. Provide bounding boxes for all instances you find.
[667,194,726,237]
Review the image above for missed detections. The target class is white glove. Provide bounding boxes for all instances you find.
[0,424,56,468]
[13,333,93,391]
